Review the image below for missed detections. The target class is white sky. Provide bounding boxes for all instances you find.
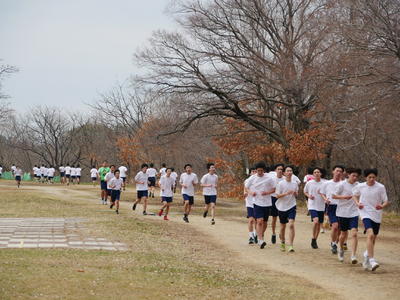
[0,0,176,113]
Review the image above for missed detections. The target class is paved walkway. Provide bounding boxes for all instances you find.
[0,218,127,251]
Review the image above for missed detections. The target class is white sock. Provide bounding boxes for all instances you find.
[253,230,257,237]
[364,250,368,257]
[249,232,253,238]
[258,239,264,245]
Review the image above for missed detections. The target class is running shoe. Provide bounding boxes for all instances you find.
[143,211,147,215]
[338,248,344,262]
[110,203,114,209]
[164,215,169,221]
[260,241,267,249]
[116,210,119,214]
[132,203,137,211]
[203,211,208,218]
[351,255,358,264]
[248,237,255,244]
[254,235,258,244]
[211,219,215,225]
[280,243,286,252]
[343,243,348,250]
[311,238,318,249]
[331,243,338,254]
[271,234,276,244]
[158,209,163,216]
[287,246,295,252]
[320,228,325,233]
[369,259,379,271]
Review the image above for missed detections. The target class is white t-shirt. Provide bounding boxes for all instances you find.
[119,166,128,178]
[245,174,275,207]
[11,166,16,172]
[171,171,178,181]
[32,167,38,175]
[70,168,76,176]
[105,172,115,189]
[271,174,285,197]
[15,168,23,176]
[47,168,55,177]
[353,182,388,223]
[135,171,148,191]
[292,174,301,185]
[109,177,123,190]
[43,167,48,176]
[0,166,2,174]
[160,175,175,197]
[160,167,167,177]
[244,177,254,208]
[40,166,45,176]
[59,166,65,173]
[76,167,82,176]
[179,172,199,196]
[200,173,218,196]
[275,179,298,211]
[65,166,71,175]
[146,168,157,178]
[304,179,326,211]
[90,168,98,178]
[321,179,342,205]
[334,180,359,218]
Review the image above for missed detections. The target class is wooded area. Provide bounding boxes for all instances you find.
[0,0,399,210]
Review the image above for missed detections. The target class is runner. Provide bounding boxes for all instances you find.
[270,163,285,244]
[303,167,315,183]
[158,167,175,220]
[40,164,46,183]
[11,164,16,176]
[76,164,82,184]
[32,165,39,182]
[132,163,149,215]
[65,163,71,186]
[90,166,98,187]
[245,161,275,249]
[353,168,389,271]
[171,168,178,193]
[304,167,326,249]
[105,165,116,206]
[180,164,199,223]
[59,165,65,184]
[47,165,55,184]
[244,167,257,244]
[201,163,218,225]
[109,168,122,214]
[275,165,298,252]
[332,167,361,264]
[14,166,22,188]
[118,165,128,191]
[98,162,110,205]
[159,163,167,177]
[146,163,157,198]
[320,165,345,254]
[0,165,2,178]
[70,165,76,185]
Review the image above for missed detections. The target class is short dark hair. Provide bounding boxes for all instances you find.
[284,165,294,172]
[162,163,166,167]
[345,167,361,175]
[254,161,267,171]
[171,167,175,172]
[141,163,148,169]
[332,165,345,172]
[249,167,255,172]
[184,164,192,169]
[206,163,215,170]
[92,165,95,168]
[149,163,154,168]
[274,163,284,170]
[166,167,172,172]
[312,167,324,174]
[364,168,378,177]
[114,169,120,174]
[110,165,115,168]
[307,167,314,175]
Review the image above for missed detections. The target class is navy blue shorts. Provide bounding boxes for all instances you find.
[111,190,121,202]
[100,180,107,190]
[137,190,148,199]
[182,194,194,205]
[246,207,254,218]
[66,174,70,178]
[363,218,380,235]
[48,177,53,180]
[204,195,217,204]
[162,196,173,203]
[91,177,97,181]
[107,189,112,196]
[71,176,76,179]
[121,177,126,182]
[60,172,65,177]
[278,206,297,224]
[270,196,278,217]
[327,204,338,224]
[254,204,271,221]
[338,216,358,231]
[15,176,21,181]
[309,210,324,223]
[148,177,156,187]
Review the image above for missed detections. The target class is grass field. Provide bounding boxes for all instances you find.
[0,183,335,300]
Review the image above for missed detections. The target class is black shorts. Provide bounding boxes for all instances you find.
[137,190,148,199]
[91,177,97,181]
[15,176,21,181]
[107,189,112,196]
[253,204,271,221]
[309,210,324,223]
[111,190,121,202]
[100,180,107,190]
[204,195,217,204]
[66,174,71,178]
[121,177,126,182]
[183,194,194,205]
[60,172,65,177]
[148,177,156,187]
[270,196,279,217]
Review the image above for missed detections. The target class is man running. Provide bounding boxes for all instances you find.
[201,163,218,225]
[65,163,71,185]
[244,167,257,244]
[70,165,77,185]
[333,167,361,264]
[158,167,175,220]
[353,168,389,271]
[245,162,275,249]
[304,167,326,249]
[90,166,98,187]
[275,165,298,252]
[146,163,157,198]
[15,166,23,188]
[105,165,116,204]
[98,162,110,205]
[171,168,178,193]
[59,165,65,184]
[180,164,199,223]
[47,165,55,184]
[132,163,149,215]
[118,165,128,191]
[321,165,345,254]
[270,163,285,244]
[76,165,82,184]
[0,165,3,179]
[109,169,123,214]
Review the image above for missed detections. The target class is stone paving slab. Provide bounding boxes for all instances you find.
[0,218,127,251]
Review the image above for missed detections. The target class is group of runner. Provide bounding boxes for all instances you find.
[244,162,389,272]
[0,164,24,187]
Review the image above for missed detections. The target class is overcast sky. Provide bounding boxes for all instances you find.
[0,0,176,113]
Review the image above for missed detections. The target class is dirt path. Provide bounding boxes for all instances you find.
[5,182,400,300]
